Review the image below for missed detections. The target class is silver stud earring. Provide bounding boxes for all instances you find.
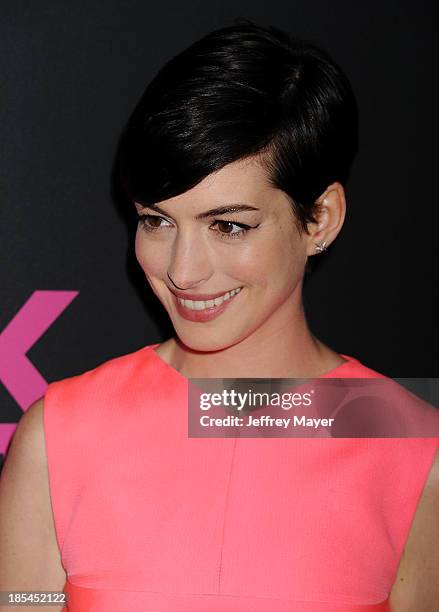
[315,240,328,254]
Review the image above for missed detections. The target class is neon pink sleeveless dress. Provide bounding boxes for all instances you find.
[43,343,439,611]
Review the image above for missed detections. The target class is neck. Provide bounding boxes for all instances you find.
[163,290,345,379]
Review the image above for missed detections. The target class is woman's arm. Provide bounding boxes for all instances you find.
[389,443,439,611]
[0,399,67,611]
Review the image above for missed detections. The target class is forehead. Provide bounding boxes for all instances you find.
[197,157,273,199]
[140,156,289,216]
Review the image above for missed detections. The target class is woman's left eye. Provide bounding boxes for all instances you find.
[210,219,253,240]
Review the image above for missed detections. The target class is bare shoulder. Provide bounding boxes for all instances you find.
[389,442,439,611]
[3,398,46,469]
[0,398,67,600]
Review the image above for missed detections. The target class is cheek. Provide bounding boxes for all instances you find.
[232,231,305,289]
[134,232,168,277]
[222,247,262,285]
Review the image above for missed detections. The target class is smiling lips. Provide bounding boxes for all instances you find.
[171,287,243,322]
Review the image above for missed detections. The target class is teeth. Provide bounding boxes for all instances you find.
[177,287,241,310]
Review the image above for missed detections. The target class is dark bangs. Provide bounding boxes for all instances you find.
[116,20,358,233]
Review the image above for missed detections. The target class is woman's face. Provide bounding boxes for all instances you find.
[134,156,310,351]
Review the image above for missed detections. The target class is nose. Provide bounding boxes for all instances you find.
[166,229,213,290]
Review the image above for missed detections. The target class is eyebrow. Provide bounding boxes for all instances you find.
[136,202,260,220]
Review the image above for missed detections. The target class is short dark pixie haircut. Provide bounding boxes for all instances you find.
[117,20,358,235]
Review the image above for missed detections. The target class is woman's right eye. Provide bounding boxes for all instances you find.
[136,213,172,232]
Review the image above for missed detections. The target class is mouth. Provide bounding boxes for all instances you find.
[171,286,243,322]
[174,286,242,310]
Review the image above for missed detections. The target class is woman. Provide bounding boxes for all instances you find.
[1,20,438,611]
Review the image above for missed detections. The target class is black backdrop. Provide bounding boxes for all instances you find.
[1,1,437,460]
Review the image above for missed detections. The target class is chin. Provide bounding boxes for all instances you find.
[174,326,244,354]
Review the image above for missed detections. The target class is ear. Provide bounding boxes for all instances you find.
[305,182,347,257]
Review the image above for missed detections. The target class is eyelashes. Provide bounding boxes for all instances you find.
[135,212,259,241]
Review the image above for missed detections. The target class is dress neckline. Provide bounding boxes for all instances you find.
[146,342,361,382]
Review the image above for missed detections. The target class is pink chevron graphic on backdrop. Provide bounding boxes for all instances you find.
[0,290,79,455]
